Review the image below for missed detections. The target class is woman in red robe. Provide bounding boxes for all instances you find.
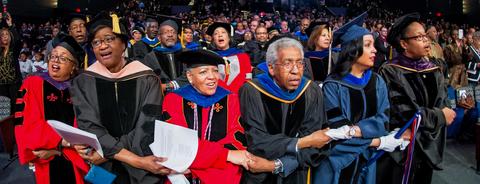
[162,50,250,184]
[14,34,89,184]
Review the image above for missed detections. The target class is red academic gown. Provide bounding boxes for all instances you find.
[218,53,252,94]
[162,88,246,184]
[14,75,89,184]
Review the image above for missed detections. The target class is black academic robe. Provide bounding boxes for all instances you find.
[239,79,329,184]
[141,49,189,88]
[70,60,164,184]
[377,61,447,184]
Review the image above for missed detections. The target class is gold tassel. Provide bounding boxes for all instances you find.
[83,16,90,69]
[84,54,88,69]
[223,57,230,75]
[110,13,121,34]
[389,46,393,60]
[181,28,185,49]
[307,167,311,184]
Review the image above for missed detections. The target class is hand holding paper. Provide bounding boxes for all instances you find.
[46,120,104,158]
[149,120,199,184]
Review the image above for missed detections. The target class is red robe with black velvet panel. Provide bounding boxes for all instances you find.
[218,53,252,94]
[14,75,89,184]
[162,92,246,184]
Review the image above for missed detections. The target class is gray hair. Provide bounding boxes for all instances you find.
[266,37,304,65]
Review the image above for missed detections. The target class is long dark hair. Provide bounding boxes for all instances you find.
[332,37,364,78]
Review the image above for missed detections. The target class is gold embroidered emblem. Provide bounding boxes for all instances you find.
[213,103,223,112]
[187,102,196,109]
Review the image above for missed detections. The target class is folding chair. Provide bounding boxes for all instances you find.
[0,96,18,170]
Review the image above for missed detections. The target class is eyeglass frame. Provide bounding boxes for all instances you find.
[47,54,75,64]
[402,34,429,42]
[273,60,306,71]
[91,35,117,48]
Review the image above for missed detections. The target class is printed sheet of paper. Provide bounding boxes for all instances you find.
[149,120,198,173]
[47,120,104,157]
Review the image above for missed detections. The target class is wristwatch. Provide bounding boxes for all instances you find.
[348,126,357,137]
[272,159,283,174]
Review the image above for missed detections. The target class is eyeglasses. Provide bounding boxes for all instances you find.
[91,35,117,48]
[48,54,74,64]
[275,60,305,70]
[402,34,428,41]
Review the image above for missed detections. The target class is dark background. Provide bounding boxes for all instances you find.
[4,0,480,26]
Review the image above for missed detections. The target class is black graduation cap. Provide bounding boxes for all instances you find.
[178,49,225,68]
[52,33,86,66]
[155,15,182,34]
[331,11,368,47]
[86,11,128,43]
[64,13,87,25]
[338,25,371,46]
[206,22,233,37]
[131,26,145,35]
[387,12,421,49]
[305,21,329,37]
[63,13,88,31]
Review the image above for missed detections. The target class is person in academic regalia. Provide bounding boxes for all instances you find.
[131,18,159,60]
[312,25,410,184]
[127,27,144,59]
[70,12,169,184]
[14,33,89,184]
[304,22,340,82]
[239,37,331,184]
[377,13,456,184]
[162,50,250,184]
[63,13,97,69]
[207,22,253,93]
[141,19,188,92]
[181,25,201,50]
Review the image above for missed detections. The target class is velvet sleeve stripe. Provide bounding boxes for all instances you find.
[326,107,342,119]
[328,118,352,129]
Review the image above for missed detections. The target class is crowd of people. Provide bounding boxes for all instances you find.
[0,0,479,184]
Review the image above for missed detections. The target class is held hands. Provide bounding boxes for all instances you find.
[32,138,71,160]
[325,125,353,140]
[245,152,275,173]
[74,144,108,165]
[227,150,250,170]
[32,150,60,160]
[298,128,331,149]
[377,128,410,152]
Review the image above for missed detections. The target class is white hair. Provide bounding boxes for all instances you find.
[266,37,304,65]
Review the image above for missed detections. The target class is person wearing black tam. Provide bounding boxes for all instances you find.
[206,22,253,93]
[313,25,410,184]
[162,49,250,183]
[141,17,188,93]
[70,12,167,184]
[377,13,455,184]
[14,33,89,184]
